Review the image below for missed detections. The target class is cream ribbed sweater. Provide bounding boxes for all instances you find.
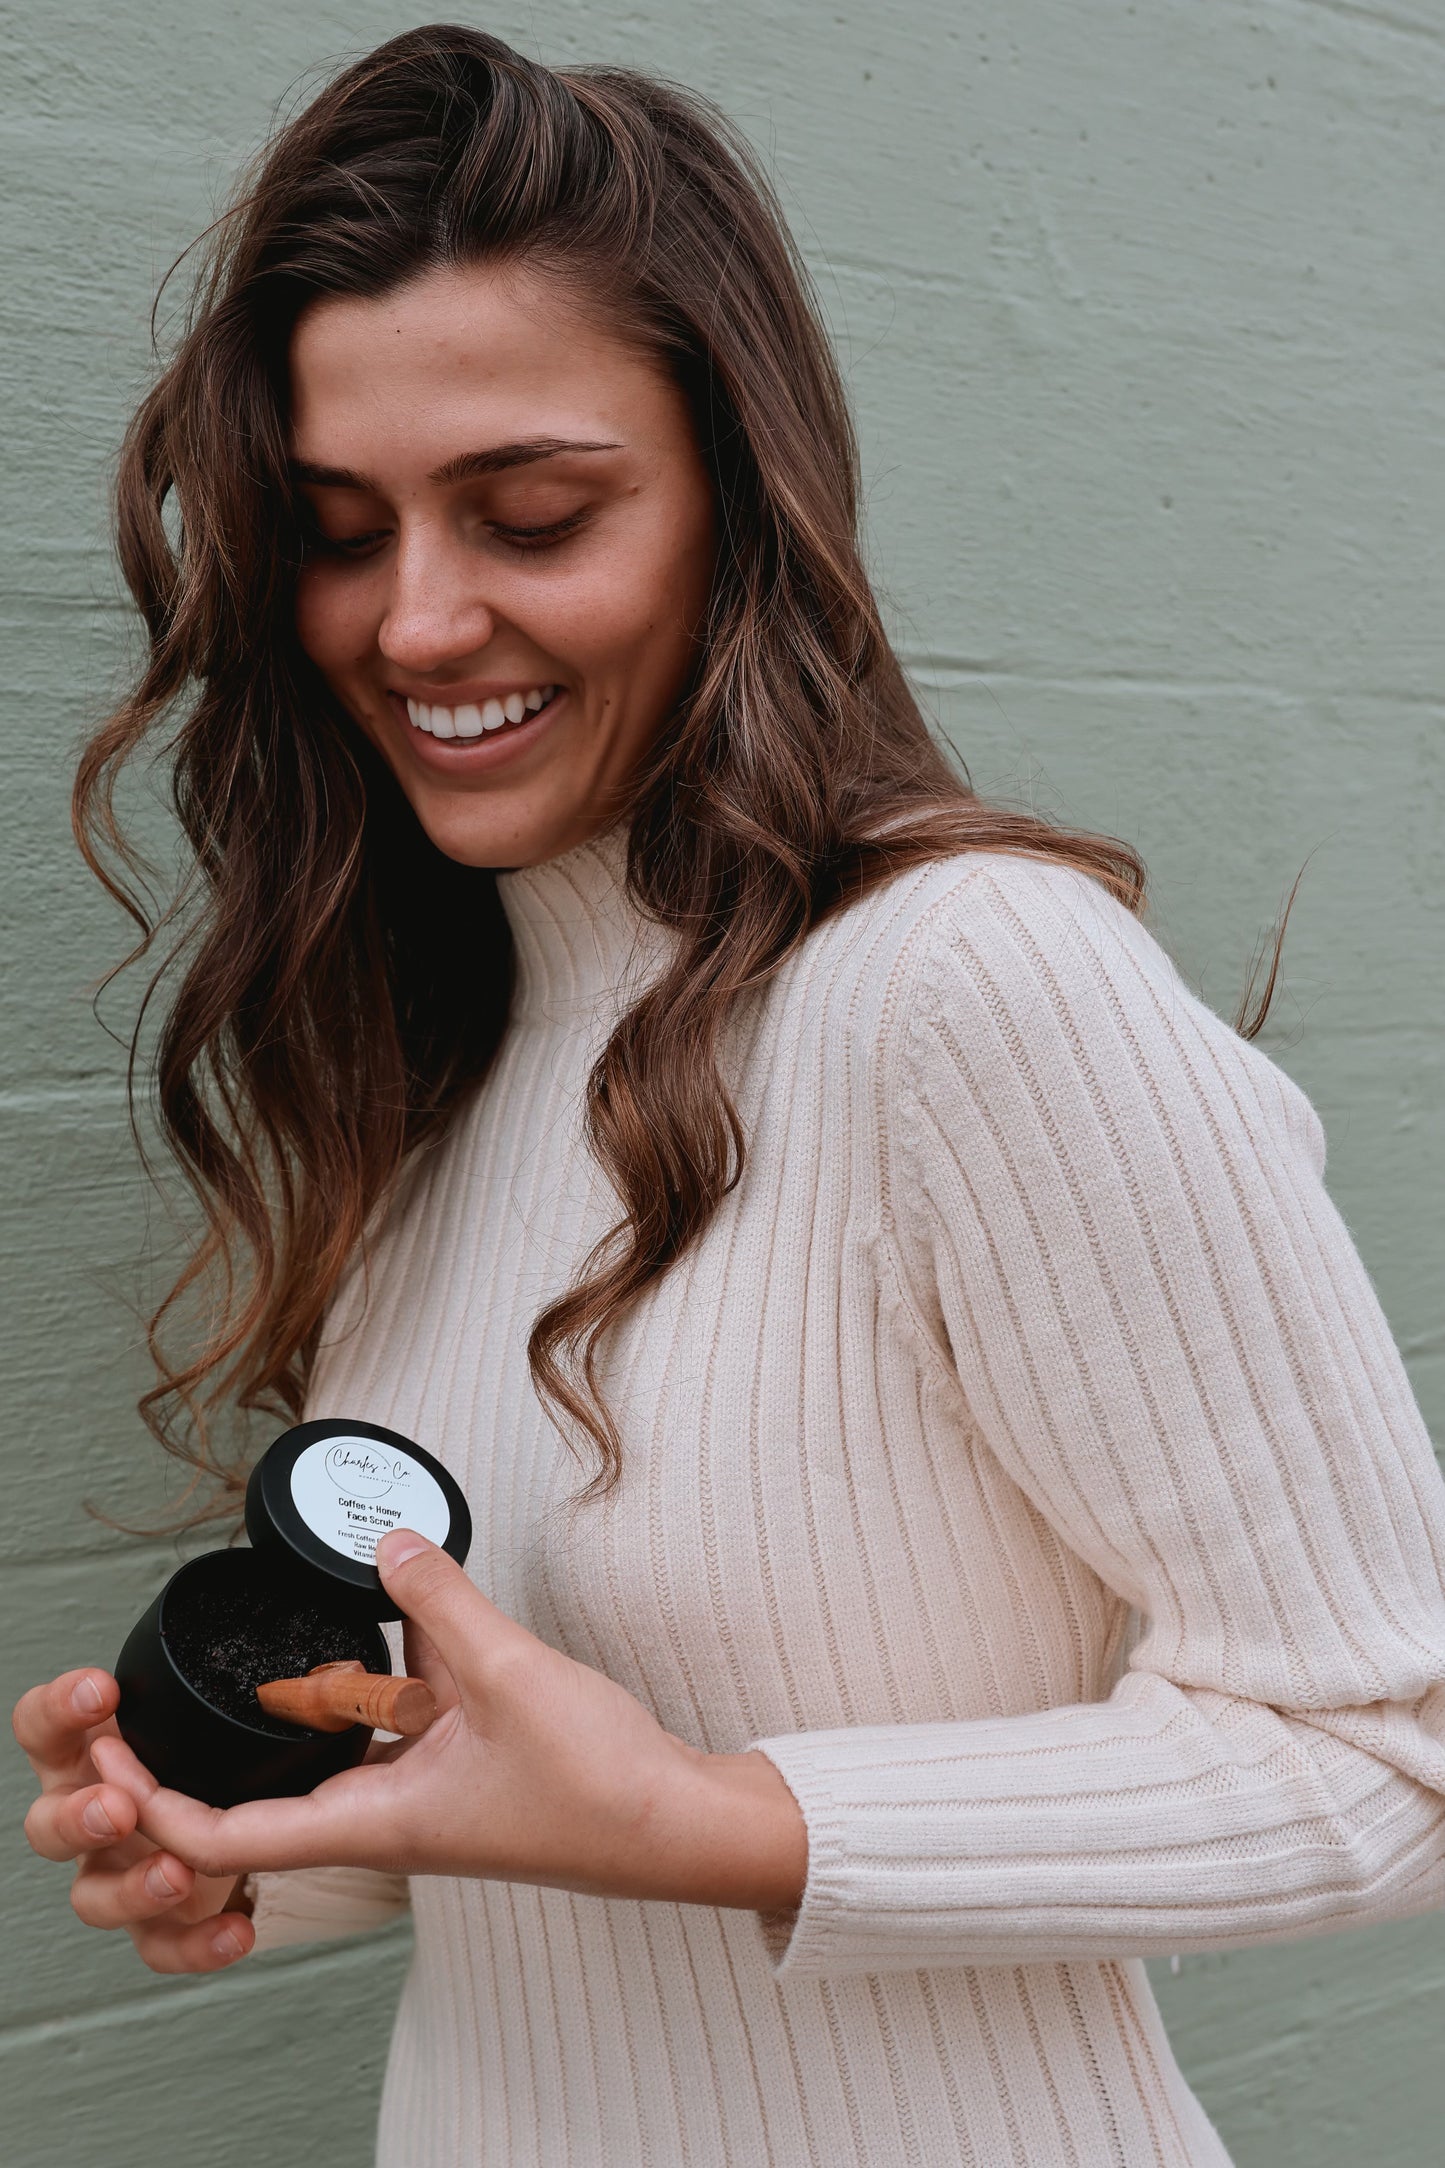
[247,824,1445,2167]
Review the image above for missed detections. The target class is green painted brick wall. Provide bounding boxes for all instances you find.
[2,2,1441,2160]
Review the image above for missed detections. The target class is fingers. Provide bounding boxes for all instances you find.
[377,1531,519,1697]
[70,1848,197,1930]
[12,1670,118,1774]
[397,1617,460,1713]
[91,1733,381,1878]
[129,1909,255,1976]
[24,1779,139,1863]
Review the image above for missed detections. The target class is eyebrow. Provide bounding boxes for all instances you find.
[289,437,623,490]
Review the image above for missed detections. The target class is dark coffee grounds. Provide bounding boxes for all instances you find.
[162,1566,379,1737]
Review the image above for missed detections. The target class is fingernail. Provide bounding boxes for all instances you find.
[72,1676,104,1717]
[377,1530,428,1570]
[212,1928,245,1963]
[82,1798,117,1839]
[145,1861,178,1901]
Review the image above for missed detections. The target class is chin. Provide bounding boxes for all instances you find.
[411,796,582,872]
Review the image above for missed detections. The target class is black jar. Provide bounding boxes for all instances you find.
[115,1418,472,1809]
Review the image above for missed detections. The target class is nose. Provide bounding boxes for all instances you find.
[376,523,498,676]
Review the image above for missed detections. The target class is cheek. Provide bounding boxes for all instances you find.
[562,574,663,665]
[558,534,711,676]
[294,568,373,673]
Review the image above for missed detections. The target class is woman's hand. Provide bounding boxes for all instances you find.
[90,1531,809,1916]
[14,1668,256,1972]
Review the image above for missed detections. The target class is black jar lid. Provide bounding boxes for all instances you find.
[244,1418,473,1623]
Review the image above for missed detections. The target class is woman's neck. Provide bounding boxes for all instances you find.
[495,818,671,1019]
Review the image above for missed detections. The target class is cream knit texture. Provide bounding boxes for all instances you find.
[246,824,1445,2166]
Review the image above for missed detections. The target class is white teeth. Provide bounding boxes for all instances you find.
[403,686,556,737]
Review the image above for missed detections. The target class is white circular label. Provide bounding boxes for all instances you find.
[289,1435,452,1568]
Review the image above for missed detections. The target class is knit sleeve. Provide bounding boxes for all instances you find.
[750,854,1445,1978]
[245,1865,411,1952]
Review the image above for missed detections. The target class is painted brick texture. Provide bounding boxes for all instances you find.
[1,2,1440,2159]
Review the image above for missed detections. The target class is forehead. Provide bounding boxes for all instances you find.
[287,262,671,468]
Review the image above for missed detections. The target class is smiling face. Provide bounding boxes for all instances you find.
[288,262,717,868]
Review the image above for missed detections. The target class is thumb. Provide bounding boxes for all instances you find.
[375,1532,515,1694]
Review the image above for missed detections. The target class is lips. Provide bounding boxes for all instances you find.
[382,683,567,774]
[403,684,559,740]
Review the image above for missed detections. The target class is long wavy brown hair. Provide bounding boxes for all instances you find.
[75,24,1289,1517]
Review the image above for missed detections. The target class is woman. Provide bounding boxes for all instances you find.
[17,26,1445,2166]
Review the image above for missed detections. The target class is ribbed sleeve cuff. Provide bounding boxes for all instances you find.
[747,1733,872,1976]
[245,1865,412,1953]
[749,1676,1445,1982]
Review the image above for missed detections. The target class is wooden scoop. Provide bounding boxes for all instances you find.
[255,1660,436,1736]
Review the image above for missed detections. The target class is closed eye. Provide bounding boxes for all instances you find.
[488,509,590,550]
[303,526,391,560]
[300,507,591,561]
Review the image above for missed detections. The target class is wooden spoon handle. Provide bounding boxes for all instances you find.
[255,1660,436,1736]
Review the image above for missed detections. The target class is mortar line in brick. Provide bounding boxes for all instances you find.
[1286,0,1445,52]
[898,658,1444,708]
[0,1931,411,2052]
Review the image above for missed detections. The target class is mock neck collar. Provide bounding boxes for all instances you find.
[495,819,671,1022]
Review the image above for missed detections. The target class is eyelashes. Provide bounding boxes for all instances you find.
[490,509,590,549]
[304,528,389,559]
[301,509,592,561]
